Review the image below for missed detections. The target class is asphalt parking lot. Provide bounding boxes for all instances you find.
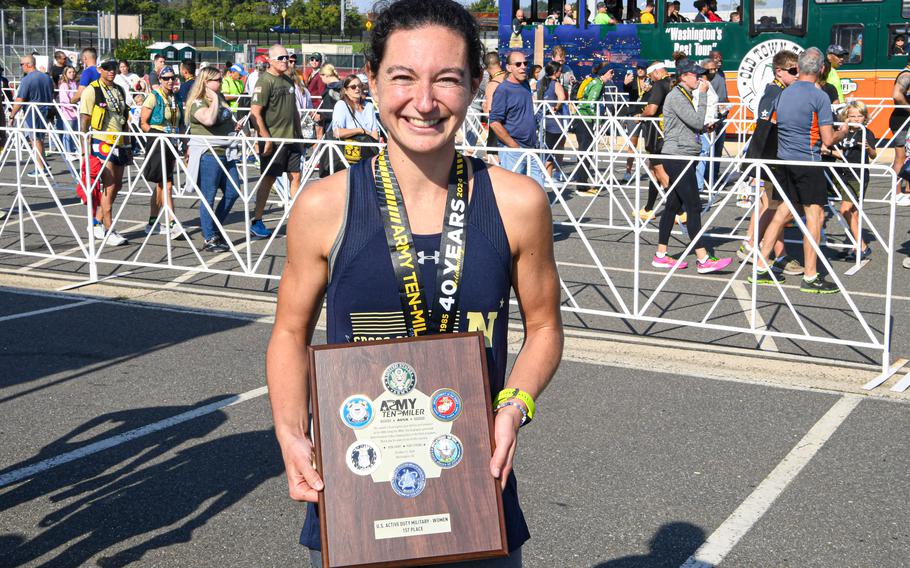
[0,287,908,567]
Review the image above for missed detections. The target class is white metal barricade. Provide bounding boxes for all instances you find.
[0,101,903,387]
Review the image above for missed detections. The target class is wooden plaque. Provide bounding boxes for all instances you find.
[308,333,508,568]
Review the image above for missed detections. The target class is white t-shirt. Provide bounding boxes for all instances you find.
[246,71,260,96]
[114,73,140,95]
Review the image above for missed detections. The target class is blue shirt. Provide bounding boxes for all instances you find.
[300,158,530,553]
[16,70,54,105]
[776,80,833,162]
[331,100,378,134]
[79,65,100,87]
[490,79,537,148]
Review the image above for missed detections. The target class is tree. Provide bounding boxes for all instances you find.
[288,0,362,33]
[114,36,149,61]
[467,0,498,12]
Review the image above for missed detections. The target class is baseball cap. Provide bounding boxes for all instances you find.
[827,44,849,57]
[309,53,322,63]
[676,59,706,76]
[99,59,118,72]
[229,64,248,76]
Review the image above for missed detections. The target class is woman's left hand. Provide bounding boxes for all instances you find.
[489,404,523,490]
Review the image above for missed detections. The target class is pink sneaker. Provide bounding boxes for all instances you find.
[652,255,688,270]
[696,256,733,274]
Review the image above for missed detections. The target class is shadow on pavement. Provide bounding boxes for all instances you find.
[0,405,282,567]
[591,522,706,568]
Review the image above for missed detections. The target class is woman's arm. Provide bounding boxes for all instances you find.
[486,167,564,488]
[192,94,221,127]
[267,174,347,503]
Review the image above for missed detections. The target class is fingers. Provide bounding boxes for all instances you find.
[489,412,519,488]
[283,438,324,503]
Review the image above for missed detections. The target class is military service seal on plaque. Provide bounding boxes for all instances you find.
[429,434,463,469]
[430,388,462,422]
[347,440,381,476]
[391,462,427,498]
[339,395,374,429]
[382,362,417,396]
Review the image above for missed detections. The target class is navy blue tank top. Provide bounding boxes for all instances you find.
[299,157,530,552]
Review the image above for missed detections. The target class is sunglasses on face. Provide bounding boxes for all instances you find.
[512,61,528,67]
[160,76,175,81]
[347,84,362,90]
[783,66,798,76]
[208,77,223,82]
[274,55,289,62]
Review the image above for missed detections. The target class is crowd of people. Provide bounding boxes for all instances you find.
[514,1,741,27]
[2,25,910,275]
[481,39,910,285]
[1,45,381,251]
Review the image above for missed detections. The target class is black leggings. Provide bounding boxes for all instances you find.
[659,158,703,249]
[573,121,593,186]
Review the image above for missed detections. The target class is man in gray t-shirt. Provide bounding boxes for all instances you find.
[8,55,54,174]
[750,47,847,295]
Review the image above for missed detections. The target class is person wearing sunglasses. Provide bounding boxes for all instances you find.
[301,52,326,98]
[738,49,801,275]
[489,50,545,187]
[139,67,182,238]
[750,47,849,294]
[249,44,304,239]
[327,75,379,168]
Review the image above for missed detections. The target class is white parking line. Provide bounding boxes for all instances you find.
[0,299,96,323]
[0,386,268,489]
[680,395,863,568]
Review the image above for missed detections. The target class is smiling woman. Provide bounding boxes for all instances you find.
[266,1,563,566]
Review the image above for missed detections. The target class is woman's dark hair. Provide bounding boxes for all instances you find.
[591,61,609,76]
[537,61,562,98]
[367,0,484,81]
[342,74,363,104]
[118,59,129,70]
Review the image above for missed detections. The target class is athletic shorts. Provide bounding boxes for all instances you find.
[889,111,910,148]
[259,141,302,177]
[644,122,664,156]
[23,112,47,141]
[544,131,561,164]
[781,164,828,207]
[91,138,131,167]
[141,136,178,184]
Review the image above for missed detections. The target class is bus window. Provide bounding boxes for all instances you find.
[888,24,909,57]
[750,0,808,35]
[676,0,741,21]
[512,0,579,24]
[904,0,910,16]
[832,24,864,64]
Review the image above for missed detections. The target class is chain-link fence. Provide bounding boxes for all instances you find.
[0,8,101,80]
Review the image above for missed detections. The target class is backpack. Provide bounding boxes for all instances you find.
[572,76,594,101]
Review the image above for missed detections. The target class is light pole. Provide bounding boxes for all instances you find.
[340,0,346,36]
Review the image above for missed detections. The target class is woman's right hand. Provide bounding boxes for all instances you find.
[205,87,218,103]
[278,433,324,502]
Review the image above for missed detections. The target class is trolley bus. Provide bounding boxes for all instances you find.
[500,0,910,132]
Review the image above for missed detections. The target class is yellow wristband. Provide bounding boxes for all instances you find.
[495,388,535,421]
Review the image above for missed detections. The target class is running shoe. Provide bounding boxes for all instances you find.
[736,196,753,209]
[249,219,272,239]
[772,255,804,275]
[574,187,600,196]
[651,255,688,270]
[696,256,732,274]
[736,242,753,262]
[144,223,156,235]
[747,270,780,285]
[800,275,840,294]
[903,257,910,269]
[93,224,106,240]
[203,237,230,252]
[639,208,655,222]
[896,193,910,207]
[843,246,872,262]
[106,231,128,246]
[622,171,632,183]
